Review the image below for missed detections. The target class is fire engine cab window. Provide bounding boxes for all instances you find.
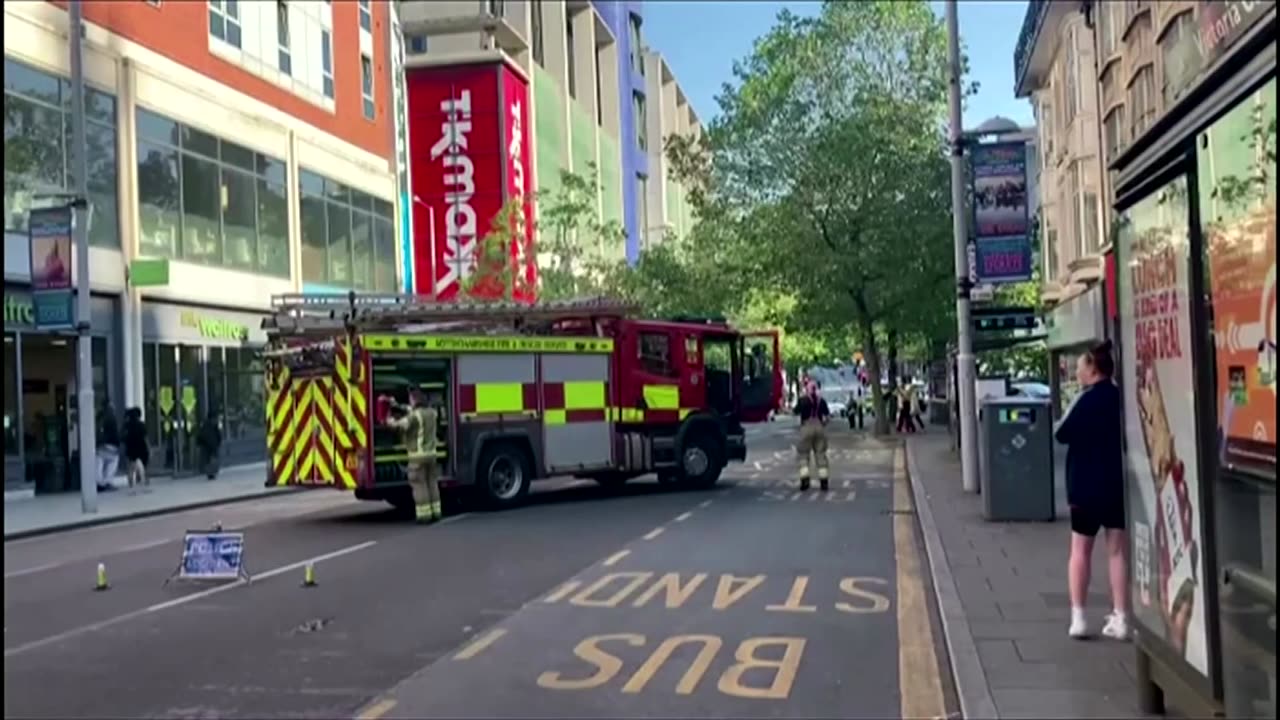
[639,333,673,376]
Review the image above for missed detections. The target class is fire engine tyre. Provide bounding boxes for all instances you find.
[477,441,532,509]
[678,431,724,489]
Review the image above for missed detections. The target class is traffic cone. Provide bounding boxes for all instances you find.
[302,562,316,587]
[95,562,109,591]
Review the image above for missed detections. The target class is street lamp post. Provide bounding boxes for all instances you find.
[945,0,980,494]
[69,0,98,513]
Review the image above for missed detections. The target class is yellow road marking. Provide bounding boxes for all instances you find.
[674,511,693,522]
[355,698,397,720]
[453,627,509,661]
[893,447,946,719]
[642,527,665,541]
[603,549,631,567]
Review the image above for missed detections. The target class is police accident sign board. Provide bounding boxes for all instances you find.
[178,531,246,580]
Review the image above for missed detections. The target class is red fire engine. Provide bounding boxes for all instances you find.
[261,294,782,510]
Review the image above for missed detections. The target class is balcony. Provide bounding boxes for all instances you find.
[1013,0,1077,97]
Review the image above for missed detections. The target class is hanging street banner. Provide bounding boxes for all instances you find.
[27,205,75,330]
[970,141,1032,284]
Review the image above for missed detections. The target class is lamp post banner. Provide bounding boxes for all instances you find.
[27,205,76,330]
[970,141,1032,284]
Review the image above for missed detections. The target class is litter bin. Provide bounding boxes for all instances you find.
[979,397,1054,521]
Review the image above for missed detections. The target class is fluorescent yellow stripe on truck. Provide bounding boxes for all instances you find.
[475,382,525,413]
[362,334,614,354]
[564,381,606,410]
[643,385,680,410]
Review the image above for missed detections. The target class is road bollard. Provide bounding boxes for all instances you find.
[302,562,316,587]
[95,562,109,591]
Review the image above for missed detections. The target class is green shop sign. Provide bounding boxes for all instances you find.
[180,310,248,341]
[4,294,35,326]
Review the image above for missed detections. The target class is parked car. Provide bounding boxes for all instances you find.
[1010,381,1051,399]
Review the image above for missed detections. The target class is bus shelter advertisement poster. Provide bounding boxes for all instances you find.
[1200,79,1276,476]
[970,141,1032,283]
[1118,177,1209,678]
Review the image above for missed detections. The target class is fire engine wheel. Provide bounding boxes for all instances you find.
[678,432,724,489]
[478,442,531,508]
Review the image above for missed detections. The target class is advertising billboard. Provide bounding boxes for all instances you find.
[407,61,537,303]
[1117,177,1211,680]
[970,141,1033,284]
[407,64,506,301]
[27,205,75,329]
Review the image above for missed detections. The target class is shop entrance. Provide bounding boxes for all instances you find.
[142,343,206,475]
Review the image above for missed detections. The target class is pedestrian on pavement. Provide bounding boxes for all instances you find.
[95,402,120,492]
[895,380,918,434]
[385,387,441,523]
[196,410,222,480]
[1054,340,1128,641]
[793,381,830,491]
[122,407,150,491]
[847,379,867,430]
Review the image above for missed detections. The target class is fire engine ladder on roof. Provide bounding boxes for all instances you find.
[262,292,639,337]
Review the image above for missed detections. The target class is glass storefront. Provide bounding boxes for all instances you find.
[139,302,267,476]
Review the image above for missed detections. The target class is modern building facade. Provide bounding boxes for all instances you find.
[397,0,702,285]
[4,0,400,491]
[642,47,702,247]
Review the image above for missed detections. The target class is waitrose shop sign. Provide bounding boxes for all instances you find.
[180,311,248,341]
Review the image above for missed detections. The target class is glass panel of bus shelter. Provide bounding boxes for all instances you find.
[142,343,159,456]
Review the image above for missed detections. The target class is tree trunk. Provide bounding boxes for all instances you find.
[852,291,890,436]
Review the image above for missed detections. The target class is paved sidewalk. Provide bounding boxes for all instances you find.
[907,429,1148,719]
[4,462,292,540]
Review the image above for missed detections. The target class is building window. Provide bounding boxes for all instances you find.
[531,2,544,66]
[1097,1,1120,60]
[1039,101,1054,162]
[485,0,505,16]
[134,107,290,277]
[1159,11,1197,108]
[298,169,397,291]
[277,1,292,76]
[357,0,372,33]
[3,58,119,248]
[633,92,647,151]
[566,14,577,99]
[1080,191,1100,254]
[208,0,241,49]
[594,49,603,126]
[321,30,334,99]
[1063,27,1079,125]
[408,34,427,55]
[1123,0,1149,27]
[1104,105,1127,160]
[629,14,644,76]
[1128,64,1155,139]
[361,54,375,120]
[637,174,649,248]
[1044,225,1059,281]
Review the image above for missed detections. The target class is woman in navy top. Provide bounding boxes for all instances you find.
[1054,340,1128,640]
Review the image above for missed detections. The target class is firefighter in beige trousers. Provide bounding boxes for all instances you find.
[793,382,831,491]
[386,388,442,523]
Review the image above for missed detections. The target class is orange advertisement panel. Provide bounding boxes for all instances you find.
[1199,78,1277,477]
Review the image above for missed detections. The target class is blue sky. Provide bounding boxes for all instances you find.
[642,0,1034,129]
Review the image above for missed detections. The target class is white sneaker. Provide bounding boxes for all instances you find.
[1068,615,1089,638]
[1102,612,1130,641]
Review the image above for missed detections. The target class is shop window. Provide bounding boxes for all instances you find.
[4,58,119,247]
[180,153,222,264]
[326,201,352,286]
[298,168,398,290]
[134,106,290,278]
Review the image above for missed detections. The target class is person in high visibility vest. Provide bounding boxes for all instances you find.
[793,381,831,491]
[386,387,441,523]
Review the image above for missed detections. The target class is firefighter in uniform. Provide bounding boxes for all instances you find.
[793,381,831,491]
[387,388,441,523]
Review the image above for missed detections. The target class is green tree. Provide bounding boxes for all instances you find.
[537,165,628,301]
[673,0,965,433]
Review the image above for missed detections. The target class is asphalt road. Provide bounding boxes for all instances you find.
[3,420,956,720]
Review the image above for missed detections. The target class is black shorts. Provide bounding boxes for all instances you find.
[1070,505,1125,537]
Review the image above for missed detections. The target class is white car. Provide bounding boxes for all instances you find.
[1011,382,1051,399]
[826,400,848,417]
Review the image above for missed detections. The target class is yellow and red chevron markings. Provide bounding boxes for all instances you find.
[265,338,368,490]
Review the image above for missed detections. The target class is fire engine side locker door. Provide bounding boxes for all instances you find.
[540,352,613,473]
[740,330,783,423]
